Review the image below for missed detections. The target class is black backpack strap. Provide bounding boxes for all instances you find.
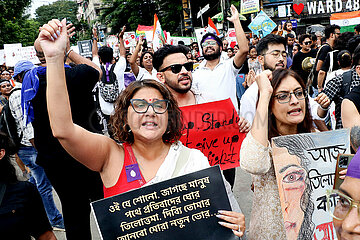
[110,63,116,71]
[0,182,7,207]
[341,70,352,97]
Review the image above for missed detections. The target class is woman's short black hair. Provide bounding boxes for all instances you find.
[110,79,183,144]
[140,51,154,68]
[98,46,113,63]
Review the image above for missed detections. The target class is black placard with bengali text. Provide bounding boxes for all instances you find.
[77,40,92,58]
[91,166,237,240]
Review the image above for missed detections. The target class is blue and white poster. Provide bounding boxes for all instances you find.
[248,10,276,37]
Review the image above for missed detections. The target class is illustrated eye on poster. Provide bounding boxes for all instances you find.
[271,129,350,240]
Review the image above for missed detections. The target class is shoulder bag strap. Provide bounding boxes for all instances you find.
[329,51,334,73]
[123,143,146,186]
[0,182,7,207]
[307,44,327,89]
[341,70,353,97]
[171,146,191,178]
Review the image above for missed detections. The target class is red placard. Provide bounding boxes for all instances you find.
[180,99,246,170]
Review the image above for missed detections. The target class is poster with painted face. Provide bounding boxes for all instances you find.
[271,129,350,240]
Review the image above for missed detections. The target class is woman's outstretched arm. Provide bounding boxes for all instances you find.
[39,19,122,173]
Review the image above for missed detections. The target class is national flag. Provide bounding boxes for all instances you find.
[207,17,220,36]
[330,11,360,32]
[153,14,166,51]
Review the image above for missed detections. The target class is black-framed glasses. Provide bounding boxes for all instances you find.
[159,62,193,74]
[264,50,288,59]
[303,41,312,45]
[130,99,169,114]
[274,89,306,104]
[326,189,360,221]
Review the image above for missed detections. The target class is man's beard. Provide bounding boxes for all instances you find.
[165,76,192,94]
[264,59,285,71]
[203,48,221,61]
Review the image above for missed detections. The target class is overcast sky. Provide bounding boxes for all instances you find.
[27,0,59,18]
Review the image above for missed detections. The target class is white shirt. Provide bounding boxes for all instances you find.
[93,56,126,115]
[221,51,229,61]
[240,82,258,124]
[192,58,240,112]
[136,67,158,81]
[240,82,325,125]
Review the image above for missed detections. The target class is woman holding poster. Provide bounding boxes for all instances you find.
[37,19,246,238]
[240,68,314,239]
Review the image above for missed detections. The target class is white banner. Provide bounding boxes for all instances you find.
[0,50,5,65]
[21,46,40,65]
[4,43,23,67]
[240,0,259,15]
[123,32,136,47]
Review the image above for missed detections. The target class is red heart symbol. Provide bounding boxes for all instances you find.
[293,3,304,15]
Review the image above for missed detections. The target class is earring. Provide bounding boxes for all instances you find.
[124,124,132,133]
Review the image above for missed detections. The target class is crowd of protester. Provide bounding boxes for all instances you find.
[1,6,360,239]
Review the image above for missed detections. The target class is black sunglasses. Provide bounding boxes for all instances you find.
[159,62,193,74]
[303,41,312,45]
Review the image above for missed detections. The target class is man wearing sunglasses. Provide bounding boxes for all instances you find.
[154,43,251,190]
[192,4,248,113]
[292,34,317,85]
[153,45,208,107]
[327,147,360,239]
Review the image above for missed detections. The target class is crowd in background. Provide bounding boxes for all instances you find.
[1,11,360,240]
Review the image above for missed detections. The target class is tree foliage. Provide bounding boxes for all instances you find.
[0,0,39,48]
[35,0,90,43]
[100,0,182,35]
[35,0,78,26]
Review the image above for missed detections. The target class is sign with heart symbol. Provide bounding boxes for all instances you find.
[293,3,304,15]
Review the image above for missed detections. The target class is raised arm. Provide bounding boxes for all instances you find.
[342,99,360,128]
[65,24,101,79]
[92,26,99,58]
[118,26,127,58]
[240,70,273,175]
[251,70,273,146]
[39,19,121,173]
[129,35,144,77]
[227,4,249,68]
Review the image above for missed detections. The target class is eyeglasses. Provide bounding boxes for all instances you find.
[201,41,217,48]
[326,189,360,221]
[303,41,312,45]
[130,99,169,114]
[264,50,288,59]
[159,62,193,74]
[274,89,306,104]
